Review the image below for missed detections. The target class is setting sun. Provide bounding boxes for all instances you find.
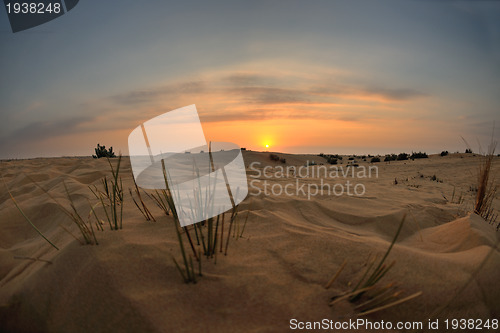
[265,144,269,148]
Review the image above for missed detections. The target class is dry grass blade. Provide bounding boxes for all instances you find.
[354,283,395,310]
[357,290,402,313]
[145,190,171,216]
[26,174,98,245]
[3,177,59,250]
[357,291,422,316]
[239,200,252,238]
[325,259,347,289]
[329,286,374,306]
[161,159,197,283]
[13,256,53,264]
[129,180,156,222]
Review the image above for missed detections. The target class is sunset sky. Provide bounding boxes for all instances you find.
[1,0,499,159]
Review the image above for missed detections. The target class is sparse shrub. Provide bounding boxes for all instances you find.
[280,158,286,164]
[370,157,380,163]
[384,154,398,162]
[348,157,354,160]
[465,148,473,154]
[327,156,338,165]
[269,153,280,161]
[440,151,449,157]
[93,143,116,158]
[410,152,428,159]
[474,139,497,223]
[397,153,408,161]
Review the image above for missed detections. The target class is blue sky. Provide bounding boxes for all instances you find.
[1,0,499,158]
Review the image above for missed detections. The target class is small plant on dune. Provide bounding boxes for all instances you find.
[326,215,422,316]
[157,150,250,283]
[92,143,116,158]
[370,157,380,163]
[440,151,449,157]
[89,155,124,230]
[474,138,498,226]
[160,159,199,283]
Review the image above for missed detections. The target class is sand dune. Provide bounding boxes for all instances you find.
[0,152,499,332]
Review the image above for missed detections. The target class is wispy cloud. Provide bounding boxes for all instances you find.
[0,116,93,144]
[105,69,428,125]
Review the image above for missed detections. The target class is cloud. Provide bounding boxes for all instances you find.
[228,87,313,105]
[109,71,428,121]
[110,81,206,105]
[310,84,426,101]
[1,116,93,144]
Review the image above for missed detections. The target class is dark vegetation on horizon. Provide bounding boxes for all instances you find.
[93,143,116,158]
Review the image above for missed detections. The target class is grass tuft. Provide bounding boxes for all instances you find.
[89,155,124,230]
[327,215,421,315]
[474,138,497,224]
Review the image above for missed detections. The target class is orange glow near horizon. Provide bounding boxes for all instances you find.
[198,114,454,154]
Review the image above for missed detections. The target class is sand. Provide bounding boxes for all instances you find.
[0,152,499,332]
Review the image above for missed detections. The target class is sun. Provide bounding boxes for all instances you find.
[265,144,270,149]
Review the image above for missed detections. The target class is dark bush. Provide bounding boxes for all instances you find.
[269,153,280,161]
[371,157,381,163]
[93,144,116,158]
[397,153,408,161]
[440,151,449,156]
[410,152,428,159]
[328,157,338,165]
[465,148,473,154]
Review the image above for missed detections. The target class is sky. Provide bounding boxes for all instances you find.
[1,0,499,159]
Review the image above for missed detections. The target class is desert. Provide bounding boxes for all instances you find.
[1,151,498,332]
